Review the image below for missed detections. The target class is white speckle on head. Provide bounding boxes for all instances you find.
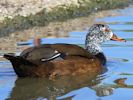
[109,31,113,39]
[101,27,106,31]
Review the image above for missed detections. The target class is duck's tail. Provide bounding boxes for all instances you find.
[3,53,35,66]
[3,53,16,60]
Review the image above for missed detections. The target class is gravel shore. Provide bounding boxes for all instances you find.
[0,0,132,22]
[0,0,80,21]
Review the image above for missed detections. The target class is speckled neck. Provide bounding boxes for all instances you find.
[85,31,103,55]
[85,38,107,65]
[85,43,101,55]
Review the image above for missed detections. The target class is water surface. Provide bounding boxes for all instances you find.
[0,5,133,100]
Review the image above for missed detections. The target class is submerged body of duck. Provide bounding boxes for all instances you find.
[4,24,126,78]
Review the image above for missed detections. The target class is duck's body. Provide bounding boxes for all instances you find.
[4,24,125,78]
[4,44,103,78]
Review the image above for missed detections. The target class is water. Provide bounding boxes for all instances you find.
[0,5,133,100]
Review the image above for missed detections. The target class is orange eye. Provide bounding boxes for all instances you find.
[104,28,110,32]
[102,27,110,32]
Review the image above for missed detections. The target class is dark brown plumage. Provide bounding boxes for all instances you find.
[4,44,102,78]
[3,24,126,78]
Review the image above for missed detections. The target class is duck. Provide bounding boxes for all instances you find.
[3,24,126,78]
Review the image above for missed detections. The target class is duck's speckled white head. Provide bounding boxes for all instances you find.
[85,24,126,55]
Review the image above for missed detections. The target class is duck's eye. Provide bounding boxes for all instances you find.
[101,25,104,27]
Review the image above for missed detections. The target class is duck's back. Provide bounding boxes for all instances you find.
[20,43,93,61]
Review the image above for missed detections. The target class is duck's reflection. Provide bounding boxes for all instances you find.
[6,72,102,100]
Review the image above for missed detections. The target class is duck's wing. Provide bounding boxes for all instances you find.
[20,46,65,62]
[41,52,64,62]
[43,43,93,59]
[20,43,93,62]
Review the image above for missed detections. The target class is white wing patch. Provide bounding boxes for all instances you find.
[41,50,61,61]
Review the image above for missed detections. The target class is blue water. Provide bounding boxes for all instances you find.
[0,5,133,100]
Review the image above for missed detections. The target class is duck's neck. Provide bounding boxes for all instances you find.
[85,42,102,55]
[85,40,106,65]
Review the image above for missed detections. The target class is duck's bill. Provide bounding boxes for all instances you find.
[111,34,126,42]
